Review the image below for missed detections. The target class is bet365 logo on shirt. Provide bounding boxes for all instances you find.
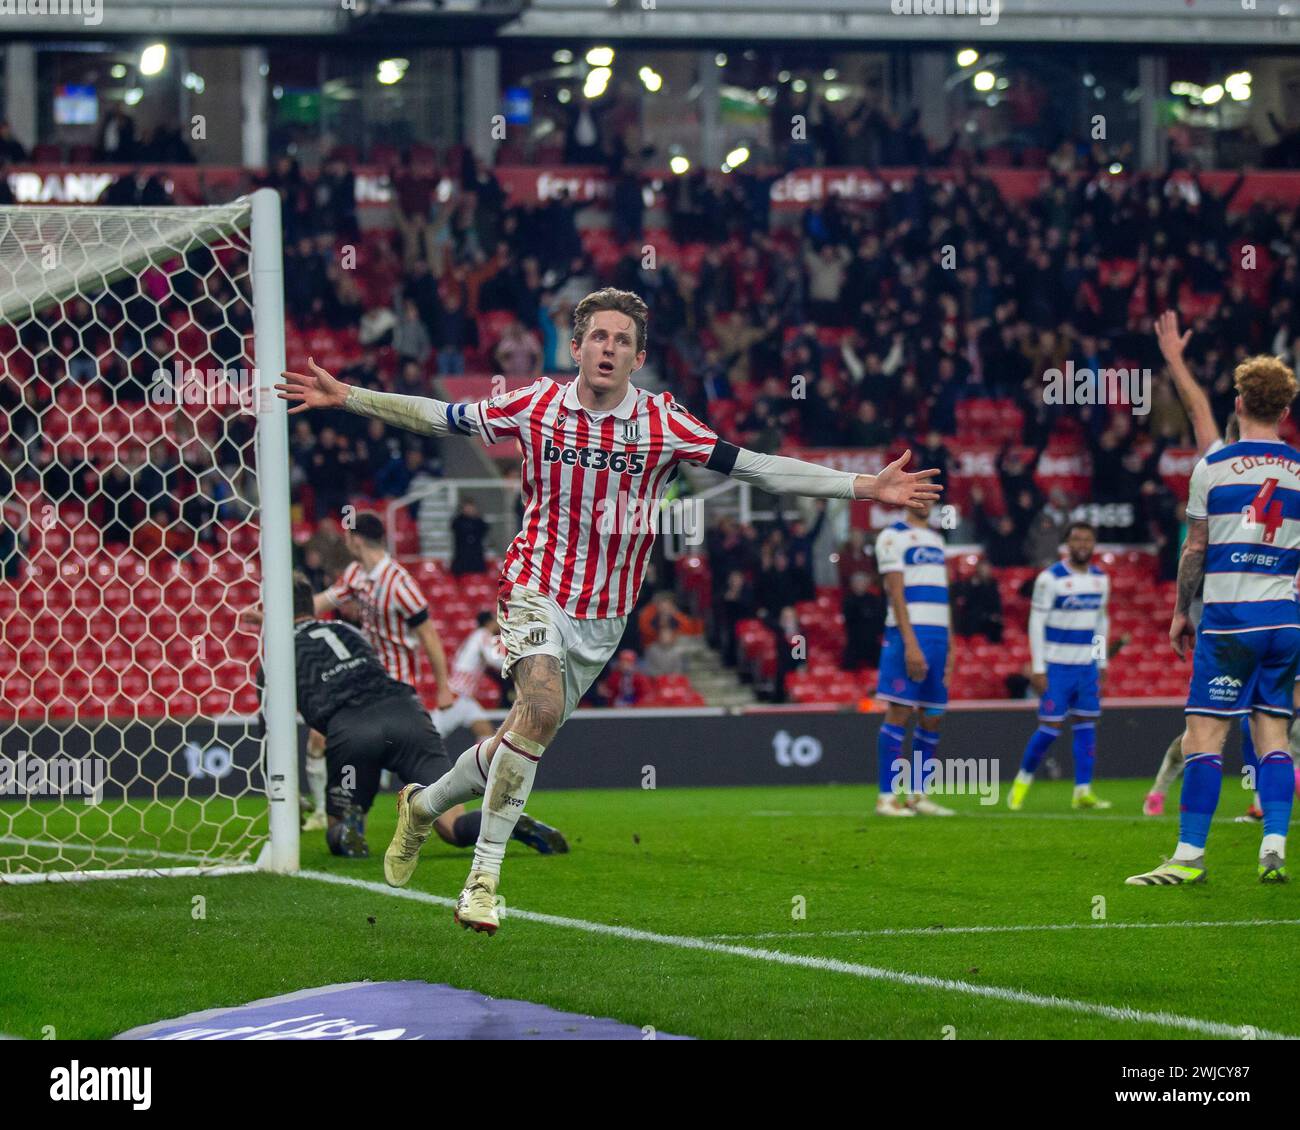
[543,439,647,474]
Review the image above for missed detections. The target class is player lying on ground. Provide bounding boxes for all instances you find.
[287,573,566,859]
[872,501,955,817]
[1008,521,1112,812]
[1127,352,1300,886]
[278,286,941,934]
[1143,311,1300,819]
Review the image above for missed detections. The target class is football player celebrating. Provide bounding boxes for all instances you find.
[1128,352,1300,885]
[279,287,941,934]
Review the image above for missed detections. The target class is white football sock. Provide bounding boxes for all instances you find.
[412,740,491,822]
[305,755,327,813]
[1261,833,1286,859]
[472,731,544,877]
[1015,770,1034,786]
[1173,841,1205,862]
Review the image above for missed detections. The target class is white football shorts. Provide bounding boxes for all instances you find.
[497,583,628,725]
[432,693,490,737]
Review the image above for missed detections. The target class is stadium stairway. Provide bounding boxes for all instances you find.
[680,635,756,707]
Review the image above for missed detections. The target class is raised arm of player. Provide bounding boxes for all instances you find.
[278,358,454,435]
[1155,311,1220,455]
[704,441,941,511]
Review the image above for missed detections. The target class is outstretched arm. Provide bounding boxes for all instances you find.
[1155,311,1219,455]
[277,358,452,436]
[715,444,942,511]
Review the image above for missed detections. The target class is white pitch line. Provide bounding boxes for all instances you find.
[748,810,1250,824]
[707,918,1300,942]
[294,869,1295,1040]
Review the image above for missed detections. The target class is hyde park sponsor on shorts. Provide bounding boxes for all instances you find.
[1208,674,1244,704]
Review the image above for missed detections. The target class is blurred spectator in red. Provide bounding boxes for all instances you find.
[603,649,650,706]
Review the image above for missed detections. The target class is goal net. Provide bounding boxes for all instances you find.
[0,191,299,882]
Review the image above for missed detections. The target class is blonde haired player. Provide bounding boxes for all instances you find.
[1142,312,1300,821]
[1128,350,1300,885]
[279,287,941,933]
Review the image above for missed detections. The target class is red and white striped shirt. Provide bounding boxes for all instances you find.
[447,377,720,619]
[324,554,428,685]
[448,627,505,697]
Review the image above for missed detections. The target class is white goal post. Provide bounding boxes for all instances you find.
[0,187,299,883]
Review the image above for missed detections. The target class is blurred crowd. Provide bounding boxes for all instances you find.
[4,134,1300,704]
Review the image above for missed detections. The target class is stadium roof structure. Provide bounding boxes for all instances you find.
[505,0,1299,45]
[12,0,1298,45]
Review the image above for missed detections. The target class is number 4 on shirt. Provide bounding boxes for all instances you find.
[1243,478,1284,544]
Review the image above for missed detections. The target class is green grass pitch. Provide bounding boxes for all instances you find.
[3,779,1298,1040]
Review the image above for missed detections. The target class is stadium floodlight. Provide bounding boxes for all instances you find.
[669,155,690,175]
[553,49,573,64]
[792,78,807,93]
[124,87,144,106]
[1225,72,1251,101]
[973,71,996,93]
[584,67,611,99]
[110,63,127,79]
[0,190,298,883]
[139,44,166,77]
[586,46,614,68]
[1202,84,1225,105]
[956,48,979,68]
[726,146,750,168]
[377,59,409,86]
[715,53,727,67]
[638,66,663,92]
